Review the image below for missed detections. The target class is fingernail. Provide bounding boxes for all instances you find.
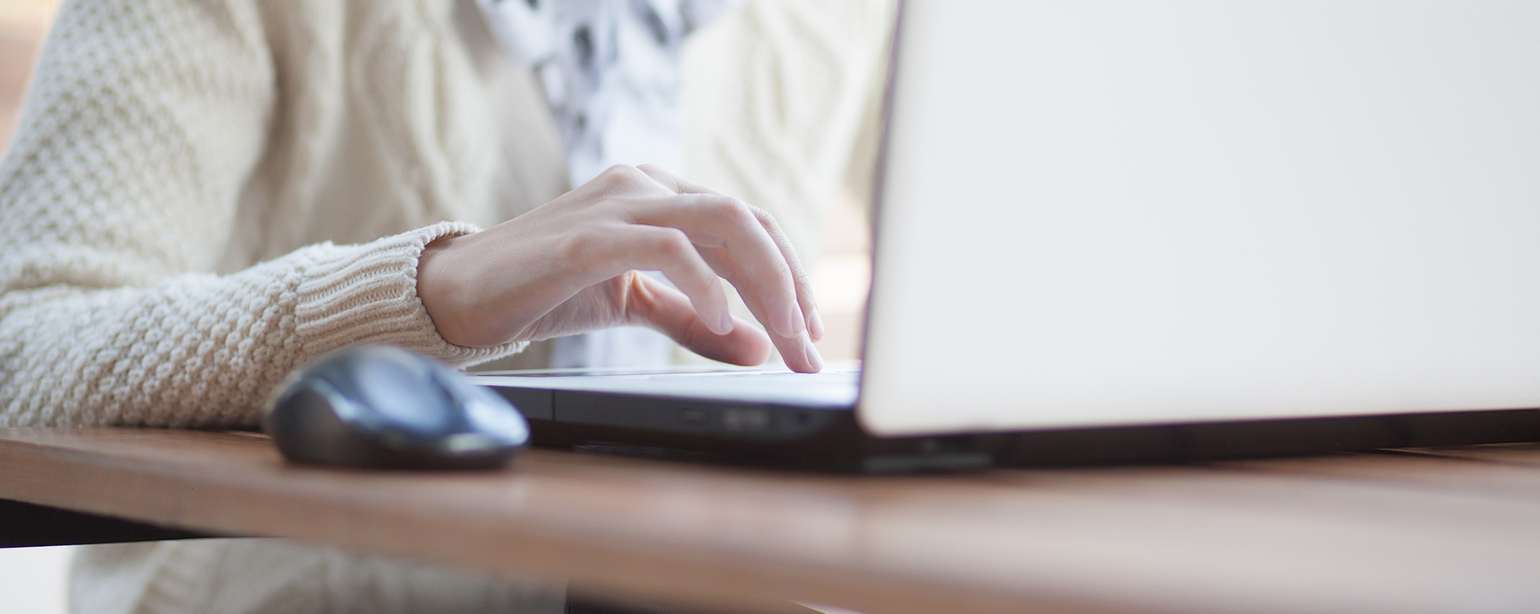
[717,311,734,335]
[808,306,825,341]
[783,303,806,337]
[802,334,824,372]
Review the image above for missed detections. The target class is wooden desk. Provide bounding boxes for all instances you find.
[1,428,1538,614]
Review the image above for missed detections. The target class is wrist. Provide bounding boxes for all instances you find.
[417,234,488,347]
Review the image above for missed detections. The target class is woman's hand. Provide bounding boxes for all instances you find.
[416,164,826,372]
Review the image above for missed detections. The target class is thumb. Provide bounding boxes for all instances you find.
[627,275,772,366]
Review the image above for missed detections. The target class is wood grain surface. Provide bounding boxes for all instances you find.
[1,428,1537,614]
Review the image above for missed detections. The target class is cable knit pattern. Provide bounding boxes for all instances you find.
[0,0,546,428]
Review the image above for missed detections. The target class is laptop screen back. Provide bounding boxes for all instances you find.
[860,0,1540,435]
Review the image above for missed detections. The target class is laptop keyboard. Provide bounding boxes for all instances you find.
[476,367,861,408]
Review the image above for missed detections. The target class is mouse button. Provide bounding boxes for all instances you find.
[426,367,527,446]
[265,381,374,465]
[346,351,458,436]
[458,386,530,447]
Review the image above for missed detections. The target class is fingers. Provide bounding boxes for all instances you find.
[626,275,773,366]
[722,274,824,373]
[588,164,824,370]
[631,163,825,341]
[587,225,735,336]
[605,222,821,372]
[629,194,808,339]
[749,206,824,342]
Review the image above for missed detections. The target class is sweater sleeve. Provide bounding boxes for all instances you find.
[0,0,523,427]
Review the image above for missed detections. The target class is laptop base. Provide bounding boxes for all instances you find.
[502,387,1540,472]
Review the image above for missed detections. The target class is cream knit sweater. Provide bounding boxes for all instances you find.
[0,0,572,428]
[1,0,892,611]
[0,0,893,429]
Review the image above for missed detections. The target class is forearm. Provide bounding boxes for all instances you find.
[0,224,525,428]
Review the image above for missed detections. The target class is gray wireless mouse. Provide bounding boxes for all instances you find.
[262,345,528,470]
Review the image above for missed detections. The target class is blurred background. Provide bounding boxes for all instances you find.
[0,0,887,611]
[0,0,54,151]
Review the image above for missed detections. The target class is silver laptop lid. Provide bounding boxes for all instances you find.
[860,0,1540,435]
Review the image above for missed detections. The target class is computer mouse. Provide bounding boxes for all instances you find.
[262,345,528,470]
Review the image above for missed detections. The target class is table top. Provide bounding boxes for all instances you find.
[1,427,1537,614]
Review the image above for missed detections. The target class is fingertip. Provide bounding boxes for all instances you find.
[802,348,824,373]
[787,332,823,373]
[686,316,773,367]
[807,306,825,342]
[806,333,819,372]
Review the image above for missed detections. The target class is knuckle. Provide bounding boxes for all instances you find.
[598,164,646,186]
[712,197,755,223]
[654,229,693,256]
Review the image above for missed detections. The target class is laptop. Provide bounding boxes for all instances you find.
[475,0,1540,471]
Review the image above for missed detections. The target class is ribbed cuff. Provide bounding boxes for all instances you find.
[292,222,528,366]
